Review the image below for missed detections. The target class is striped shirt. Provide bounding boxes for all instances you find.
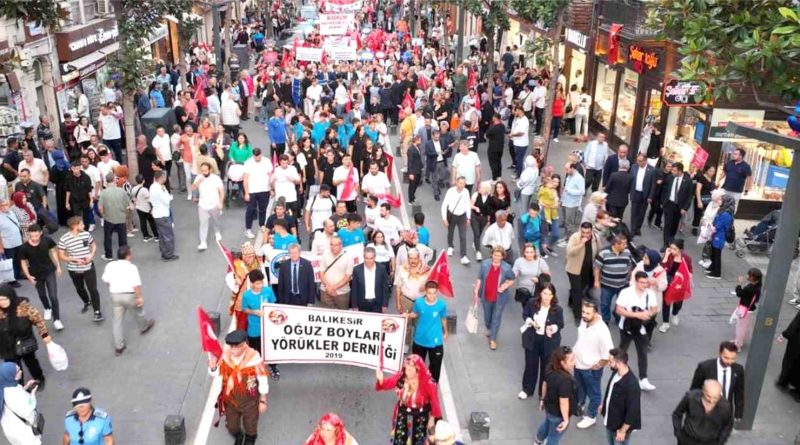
[594,246,634,289]
[58,231,95,272]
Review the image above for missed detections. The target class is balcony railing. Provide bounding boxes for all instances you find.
[600,0,657,38]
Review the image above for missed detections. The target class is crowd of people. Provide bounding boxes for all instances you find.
[1,0,800,444]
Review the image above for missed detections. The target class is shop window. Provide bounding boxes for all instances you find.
[664,107,705,165]
[593,63,616,129]
[32,60,43,83]
[83,0,98,21]
[613,68,638,144]
[67,0,82,24]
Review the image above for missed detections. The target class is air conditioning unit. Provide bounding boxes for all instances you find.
[96,0,109,15]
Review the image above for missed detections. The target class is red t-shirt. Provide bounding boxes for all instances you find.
[553,97,565,118]
[484,264,501,303]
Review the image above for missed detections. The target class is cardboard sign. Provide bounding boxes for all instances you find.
[690,146,709,170]
[319,13,354,36]
[296,47,324,62]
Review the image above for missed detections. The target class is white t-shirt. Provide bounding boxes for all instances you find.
[374,215,404,245]
[573,319,614,370]
[333,165,359,201]
[511,116,530,147]
[576,93,592,116]
[532,86,547,109]
[504,87,514,107]
[451,151,481,185]
[195,174,224,210]
[221,99,240,125]
[18,159,49,186]
[364,205,380,228]
[272,165,300,202]
[243,157,273,194]
[616,287,657,335]
[305,193,337,231]
[361,171,391,196]
[604,373,624,427]
[83,165,102,195]
[152,134,172,162]
[97,160,120,186]
[98,113,121,140]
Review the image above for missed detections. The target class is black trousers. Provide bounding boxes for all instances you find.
[488,149,503,180]
[648,199,663,227]
[412,343,444,382]
[619,330,649,379]
[607,204,626,220]
[662,301,683,323]
[408,173,421,202]
[662,201,681,248]
[12,350,45,383]
[136,210,159,239]
[630,198,648,234]
[34,271,60,321]
[508,138,516,167]
[446,212,468,257]
[68,264,101,312]
[567,272,589,322]
[103,222,128,258]
[245,191,270,229]
[534,107,544,134]
[522,335,557,396]
[709,246,722,277]
[585,169,602,192]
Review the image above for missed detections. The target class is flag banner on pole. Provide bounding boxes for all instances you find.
[427,251,454,298]
[261,303,407,372]
[197,306,223,360]
[340,165,357,200]
[216,239,235,273]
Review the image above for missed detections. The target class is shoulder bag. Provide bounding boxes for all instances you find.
[15,335,38,356]
[4,400,45,435]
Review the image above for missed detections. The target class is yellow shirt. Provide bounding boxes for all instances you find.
[399,115,416,143]
[538,186,559,223]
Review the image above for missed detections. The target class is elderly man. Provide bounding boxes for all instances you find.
[351,247,391,313]
[17,149,48,187]
[14,168,47,211]
[98,172,129,261]
[672,380,733,445]
[481,210,516,260]
[0,199,23,287]
[277,243,316,306]
[319,235,353,310]
[394,248,431,347]
[311,218,336,256]
[396,230,434,268]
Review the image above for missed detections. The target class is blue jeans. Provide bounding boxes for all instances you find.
[574,368,603,417]
[606,428,631,445]
[514,145,527,177]
[548,220,560,246]
[481,292,509,341]
[536,413,566,445]
[600,286,624,325]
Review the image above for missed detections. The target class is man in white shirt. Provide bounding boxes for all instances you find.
[304,78,323,117]
[242,148,274,239]
[97,104,124,162]
[101,246,155,355]
[191,162,224,251]
[151,125,173,189]
[481,210,515,259]
[310,218,336,256]
[17,149,49,187]
[615,271,659,391]
[149,172,177,261]
[221,96,242,137]
[363,195,380,230]
[573,298,614,429]
[304,184,337,234]
[361,161,391,197]
[510,106,530,177]
[270,153,301,216]
[532,78,547,135]
[96,149,120,189]
[206,89,221,127]
[374,203,404,247]
[440,176,472,264]
[450,141,481,193]
[519,84,534,115]
[583,133,609,193]
[334,82,349,116]
[332,154,360,213]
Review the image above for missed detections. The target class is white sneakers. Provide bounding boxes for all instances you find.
[447,247,454,256]
[476,251,483,261]
[460,256,470,265]
[88,224,96,232]
[215,232,223,241]
[517,391,528,400]
[197,243,208,251]
[698,259,711,268]
[671,315,680,326]
[43,309,52,321]
[639,378,656,391]
[53,320,64,331]
[576,416,596,429]
[658,323,670,333]
[245,230,256,239]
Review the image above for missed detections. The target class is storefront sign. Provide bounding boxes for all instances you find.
[709,108,765,142]
[565,28,588,50]
[319,13,354,35]
[295,47,324,62]
[261,303,407,372]
[628,45,659,73]
[690,146,709,170]
[663,80,705,106]
[55,18,119,61]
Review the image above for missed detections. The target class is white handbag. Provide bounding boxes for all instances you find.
[0,256,13,283]
[465,304,479,334]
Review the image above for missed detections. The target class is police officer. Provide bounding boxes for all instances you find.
[63,387,114,445]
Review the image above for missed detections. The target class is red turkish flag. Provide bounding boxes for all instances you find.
[216,239,235,273]
[197,306,222,360]
[341,165,357,200]
[608,24,624,64]
[427,251,454,298]
[384,151,394,181]
[375,193,401,208]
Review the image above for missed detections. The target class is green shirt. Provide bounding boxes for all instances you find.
[453,74,468,94]
[229,142,253,164]
[98,187,129,224]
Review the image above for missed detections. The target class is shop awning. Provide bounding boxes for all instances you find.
[63,42,119,72]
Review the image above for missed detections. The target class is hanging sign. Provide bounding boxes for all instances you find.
[324,0,364,12]
[663,80,705,107]
[628,45,659,74]
[709,108,765,142]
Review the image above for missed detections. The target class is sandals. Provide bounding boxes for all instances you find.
[489,340,497,350]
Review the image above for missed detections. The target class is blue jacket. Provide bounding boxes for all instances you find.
[267,117,287,144]
[311,121,330,148]
[338,124,355,149]
[712,211,733,249]
[477,260,515,301]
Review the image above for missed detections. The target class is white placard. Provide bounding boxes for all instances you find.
[261,303,407,372]
[327,45,357,61]
[296,47,324,62]
[319,13,354,36]
[324,0,364,12]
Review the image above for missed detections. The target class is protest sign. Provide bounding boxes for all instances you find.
[261,304,407,372]
[327,44,357,61]
[262,244,365,283]
[324,0,363,12]
[319,13,354,35]
[296,47,324,62]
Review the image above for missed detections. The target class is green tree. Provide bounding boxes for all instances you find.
[646,0,800,112]
[1,0,68,30]
[509,0,570,159]
[463,0,510,78]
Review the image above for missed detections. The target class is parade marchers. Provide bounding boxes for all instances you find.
[0,0,799,444]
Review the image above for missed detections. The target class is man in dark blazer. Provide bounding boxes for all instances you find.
[629,154,656,236]
[605,159,633,220]
[407,135,424,204]
[350,247,390,313]
[660,161,693,248]
[277,243,316,306]
[601,348,641,443]
[690,341,745,421]
[424,130,453,201]
[602,144,630,187]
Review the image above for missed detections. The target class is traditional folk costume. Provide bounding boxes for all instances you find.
[229,243,263,331]
[304,412,359,445]
[375,354,441,445]
[211,330,269,445]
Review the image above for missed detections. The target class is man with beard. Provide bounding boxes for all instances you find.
[574,298,614,430]
[600,348,641,445]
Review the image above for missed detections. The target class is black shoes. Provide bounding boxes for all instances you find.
[81,303,91,314]
[93,311,105,322]
[141,320,156,335]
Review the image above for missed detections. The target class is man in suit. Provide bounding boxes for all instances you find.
[605,159,632,220]
[424,130,452,201]
[690,341,745,421]
[277,243,316,306]
[600,348,642,444]
[602,144,630,188]
[350,247,390,313]
[648,160,673,230]
[407,135,424,204]
[629,154,656,236]
[660,162,693,248]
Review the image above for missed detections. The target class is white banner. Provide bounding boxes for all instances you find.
[326,44,357,61]
[319,13,354,35]
[261,303,407,372]
[296,47,324,62]
[262,244,365,283]
[324,0,364,12]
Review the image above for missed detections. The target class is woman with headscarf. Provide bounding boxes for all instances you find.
[375,354,441,445]
[10,192,36,242]
[0,284,50,389]
[697,189,726,268]
[516,155,539,216]
[0,362,41,445]
[659,239,694,333]
[630,248,667,339]
[228,242,263,331]
[304,412,359,445]
[707,195,736,279]
[50,148,72,226]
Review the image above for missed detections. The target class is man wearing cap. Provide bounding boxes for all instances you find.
[63,388,114,445]
[208,330,269,445]
[433,420,465,445]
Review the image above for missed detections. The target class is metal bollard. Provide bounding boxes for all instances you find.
[207,311,221,336]
[164,415,186,445]
[446,312,457,335]
[403,172,409,184]
[468,411,490,441]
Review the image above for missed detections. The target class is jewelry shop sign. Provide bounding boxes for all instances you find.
[261,304,407,373]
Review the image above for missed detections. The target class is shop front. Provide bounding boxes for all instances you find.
[563,27,589,90]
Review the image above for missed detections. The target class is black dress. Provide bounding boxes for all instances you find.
[779,311,800,390]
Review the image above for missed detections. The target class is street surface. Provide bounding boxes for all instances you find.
[30,118,800,444]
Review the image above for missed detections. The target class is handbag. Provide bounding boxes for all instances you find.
[15,335,38,356]
[0,255,14,283]
[465,303,479,334]
[4,401,44,436]
[514,287,532,304]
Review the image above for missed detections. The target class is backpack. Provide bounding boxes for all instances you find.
[310,194,336,214]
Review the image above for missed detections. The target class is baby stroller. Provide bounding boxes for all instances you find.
[734,209,799,258]
[224,161,246,206]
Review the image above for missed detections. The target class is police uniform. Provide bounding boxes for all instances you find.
[64,408,113,445]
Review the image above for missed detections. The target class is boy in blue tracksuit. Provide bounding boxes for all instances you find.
[518,203,550,254]
[266,108,288,157]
